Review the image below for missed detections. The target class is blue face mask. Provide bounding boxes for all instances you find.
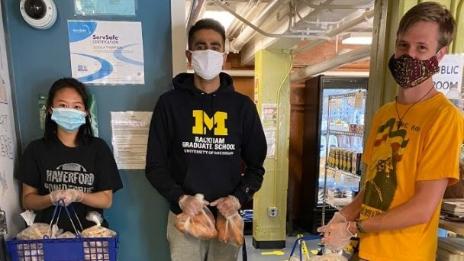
[51,108,87,132]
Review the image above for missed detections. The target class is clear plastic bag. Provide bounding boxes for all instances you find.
[81,225,117,238]
[16,210,64,239]
[175,207,217,240]
[16,223,61,240]
[216,213,244,246]
[56,231,76,239]
[81,211,117,238]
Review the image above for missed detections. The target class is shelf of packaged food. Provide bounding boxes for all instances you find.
[439,219,464,235]
[324,129,363,137]
[326,166,361,180]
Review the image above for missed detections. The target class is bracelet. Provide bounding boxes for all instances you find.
[356,220,366,233]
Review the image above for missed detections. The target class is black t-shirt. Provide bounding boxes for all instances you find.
[17,137,123,232]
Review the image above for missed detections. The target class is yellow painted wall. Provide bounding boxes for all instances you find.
[253,49,292,242]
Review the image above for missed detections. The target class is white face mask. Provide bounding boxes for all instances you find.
[190,50,224,80]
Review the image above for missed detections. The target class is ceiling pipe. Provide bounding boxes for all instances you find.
[227,0,260,37]
[294,8,374,53]
[229,0,282,52]
[301,0,373,10]
[291,0,334,25]
[212,0,330,40]
[290,46,371,81]
[187,0,206,31]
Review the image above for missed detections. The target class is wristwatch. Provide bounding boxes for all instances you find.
[356,220,366,233]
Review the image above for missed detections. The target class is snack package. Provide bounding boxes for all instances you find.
[16,210,64,239]
[81,225,117,238]
[56,231,76,239]
[216,213,244,246]
[175,207,217,240]
[81,211,117,238]
[16,223,63,240]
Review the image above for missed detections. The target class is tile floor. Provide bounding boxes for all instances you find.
[238,235,322,261]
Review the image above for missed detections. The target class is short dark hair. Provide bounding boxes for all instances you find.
[398,2,456,50]
[44,78,93,145]
[188,18,225,50]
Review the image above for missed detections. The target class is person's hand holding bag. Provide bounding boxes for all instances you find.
[176,194,217,239]
[179,194,209,217]
[49,190,66,206]
[60,189,84,206]
[210,195,241,217]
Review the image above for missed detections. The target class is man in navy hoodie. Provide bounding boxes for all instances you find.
[145,18,267,260]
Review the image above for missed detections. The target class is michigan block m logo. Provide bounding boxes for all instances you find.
[192,110,228,135]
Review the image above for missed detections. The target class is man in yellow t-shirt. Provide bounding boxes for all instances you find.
[318,2,464,260]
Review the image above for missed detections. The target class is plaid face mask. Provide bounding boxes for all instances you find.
[388,54,439,88]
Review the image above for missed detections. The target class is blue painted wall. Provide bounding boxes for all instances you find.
[2,0,172,260]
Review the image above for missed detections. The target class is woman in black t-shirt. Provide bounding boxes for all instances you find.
[17,78,123,232]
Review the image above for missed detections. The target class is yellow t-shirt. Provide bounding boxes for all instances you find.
[359,92,464,261]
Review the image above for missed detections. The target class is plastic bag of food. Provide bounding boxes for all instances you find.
[216,212,244,246]
[56,231,76,239]
[16,210,63,239]
[17,223,61,240]
[175,203,217,240]
[81,211,117,238]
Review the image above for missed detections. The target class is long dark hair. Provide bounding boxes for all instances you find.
[44,78,93,144]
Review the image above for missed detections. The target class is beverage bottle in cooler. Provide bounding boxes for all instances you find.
[346,151,352,173]
[328,148,334,167]
[351,152,357,174]
[340,149,346,170]
[355,153,362,175]
[338,149,343,170]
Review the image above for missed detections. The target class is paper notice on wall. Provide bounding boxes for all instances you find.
[261,104,278,158]
[433,54,464,99]
[0,1,20,236]
[264,127,276,158]
[262,103,278,125]
[68,20,144,85]
[74,0,136,16]
[111,111,152,170]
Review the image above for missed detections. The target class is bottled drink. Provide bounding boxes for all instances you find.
[346,151,352,173]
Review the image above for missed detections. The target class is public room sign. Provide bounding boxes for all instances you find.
[432,54,464,99]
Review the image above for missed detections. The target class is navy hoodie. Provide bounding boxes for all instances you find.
[145,73,267,214]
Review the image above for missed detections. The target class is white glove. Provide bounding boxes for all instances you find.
[61,189,84,206]
[328,211,347,225]
[179,194,209,217]
[210,195,241,217]
[49,190,66,206]
[317,222,355,251]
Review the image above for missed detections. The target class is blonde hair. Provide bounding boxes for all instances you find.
[398,2,456,50]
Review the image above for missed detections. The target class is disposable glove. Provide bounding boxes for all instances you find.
[210,195,241,217]
[61,189,84,206]
[317,222,355,251]
[328,211,347,225]
[179,194,209,217]
[49,190,66,205]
